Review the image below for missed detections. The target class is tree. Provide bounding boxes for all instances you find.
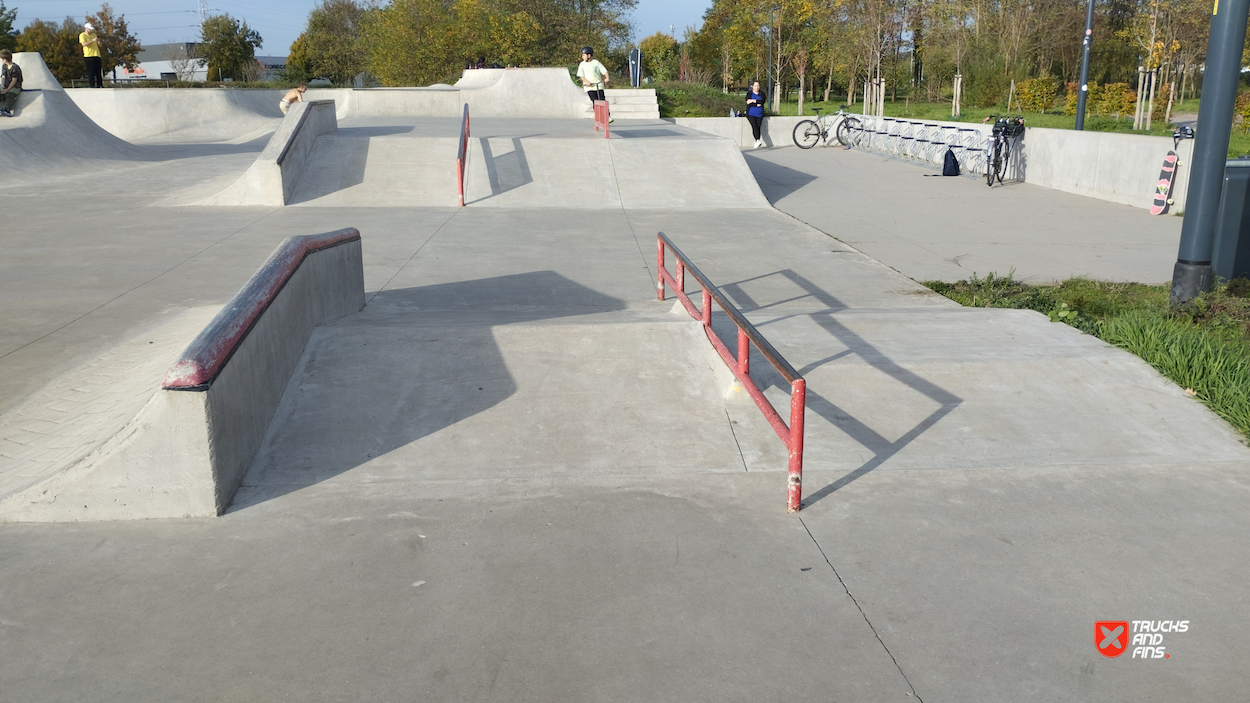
[16,18,84,83]
[88,3,141,79]
[639,32,679,81]
[287,0,368,84]
[0,2,17,52]
[199,14,262,82]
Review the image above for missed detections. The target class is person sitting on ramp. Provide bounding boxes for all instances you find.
[0,50,21,117]
[280,84,307,115]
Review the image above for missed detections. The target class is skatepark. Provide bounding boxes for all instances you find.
[1,51,1249,700]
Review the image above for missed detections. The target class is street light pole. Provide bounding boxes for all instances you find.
[1171,0,1250,304]
[767,7,779,113]
[1074,0,1095,130]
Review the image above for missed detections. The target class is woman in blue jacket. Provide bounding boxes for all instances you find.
[745,80,765,148]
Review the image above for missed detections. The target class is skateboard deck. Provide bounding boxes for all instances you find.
[1151,151,1179,215]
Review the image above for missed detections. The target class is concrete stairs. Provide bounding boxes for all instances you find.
[580,89,659,119]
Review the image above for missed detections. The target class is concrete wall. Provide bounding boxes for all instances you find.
[67,87,283,142]
[673,116,808,148]
[1021,127,1194,212]
[679,113,1189,212]
[0,230,365,521]
[197,100,337,207]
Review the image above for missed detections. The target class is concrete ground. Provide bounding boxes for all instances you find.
[2,109,1249,702]
[745,145,1186,284]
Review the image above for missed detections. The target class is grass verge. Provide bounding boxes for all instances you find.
[924,273,1250,440]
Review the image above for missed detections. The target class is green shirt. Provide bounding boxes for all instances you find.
[576,59,607,90]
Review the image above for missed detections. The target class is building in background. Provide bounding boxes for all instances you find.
[113,45,286,82]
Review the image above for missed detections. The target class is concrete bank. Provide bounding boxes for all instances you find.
[197,100,338,207]
[0,229,364,522]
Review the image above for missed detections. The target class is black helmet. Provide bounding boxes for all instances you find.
[581,46,593,56]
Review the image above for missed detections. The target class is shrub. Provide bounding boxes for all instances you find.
[1015,76,1057,113]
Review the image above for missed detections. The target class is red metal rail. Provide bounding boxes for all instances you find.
[163,228,361,390]
[593,99,610,138]
[656,233,807,512]
[456,103,470,206]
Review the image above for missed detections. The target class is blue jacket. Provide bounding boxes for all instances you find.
[746,91,764,117]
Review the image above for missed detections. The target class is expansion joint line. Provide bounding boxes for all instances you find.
[724,408,748,472]
[604,139,653,290]
[800,517,924,702]
[0,209,279,362]
[368,208,460,304]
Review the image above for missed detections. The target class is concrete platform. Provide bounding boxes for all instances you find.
[1,73,1248,701]
[745,145,1186,284]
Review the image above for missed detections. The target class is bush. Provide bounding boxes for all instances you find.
[654,80,739,117]
[1015,76,1057,113]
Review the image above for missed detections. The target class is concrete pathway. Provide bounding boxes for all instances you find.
[2,114,1249,702]
[745,145,1186,284]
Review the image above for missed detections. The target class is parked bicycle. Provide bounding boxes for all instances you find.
[793,105,864,149]
[983,116,1025,186]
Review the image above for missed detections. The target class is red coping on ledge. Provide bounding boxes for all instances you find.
[162,227,361,390]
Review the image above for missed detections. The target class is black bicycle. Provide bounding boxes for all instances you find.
[983,116,1025,186]
[793,105,864,149]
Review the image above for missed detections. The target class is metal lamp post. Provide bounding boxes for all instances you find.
[1074,0,1095,130]
[1171,0,1250,303]
[768,7,780,112]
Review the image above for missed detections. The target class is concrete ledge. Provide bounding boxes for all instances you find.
[1022,127,1194,211]
[673,116,808,148]
[0,228,364,521]
[196,100,337,206]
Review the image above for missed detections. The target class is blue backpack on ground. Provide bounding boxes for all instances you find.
[942,148,960,176]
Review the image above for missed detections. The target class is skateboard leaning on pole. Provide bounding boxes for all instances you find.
[1152,126,1195,216]
[1150,151,1179,215]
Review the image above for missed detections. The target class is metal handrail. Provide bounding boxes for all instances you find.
[656,232,807,512]
[456,103,470,206]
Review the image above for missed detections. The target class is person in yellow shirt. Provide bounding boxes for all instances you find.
[80,22,103,88]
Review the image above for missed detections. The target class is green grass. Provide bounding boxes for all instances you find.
[924,274,1250,439]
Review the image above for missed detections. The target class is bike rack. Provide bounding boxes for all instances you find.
[656,233,808,513]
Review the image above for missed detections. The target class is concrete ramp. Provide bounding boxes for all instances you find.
[246,310,746,490]
[288,121,770,209]
[195,100,338,207]
[0,54,138,172]
[68,87,283,143]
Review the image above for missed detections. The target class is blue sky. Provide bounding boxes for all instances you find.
[10,0,713,55]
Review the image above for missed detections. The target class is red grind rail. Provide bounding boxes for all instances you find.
[456,103,470,206]
[593,99,610,138]
[656,233,807,512]
[162,228,362,391]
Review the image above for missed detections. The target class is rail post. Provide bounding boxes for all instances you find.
[737,328,750,376]
[787,379,807,512]
[456,104,470,207]
[657,238,666,301]
[701,288,711,327]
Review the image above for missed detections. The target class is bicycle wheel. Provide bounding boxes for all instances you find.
[986,140,1000,187]
[793,120,821,149]
[836,117,863,147]
[998,145,1010,184]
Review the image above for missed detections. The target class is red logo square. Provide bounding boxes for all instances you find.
[1096,621,1129,658]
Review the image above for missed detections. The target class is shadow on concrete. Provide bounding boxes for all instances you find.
[718,269,961,506]
[231,271,628,512]
[613,128,684,139]
[477,137,533,199]
[742,153,819,204]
